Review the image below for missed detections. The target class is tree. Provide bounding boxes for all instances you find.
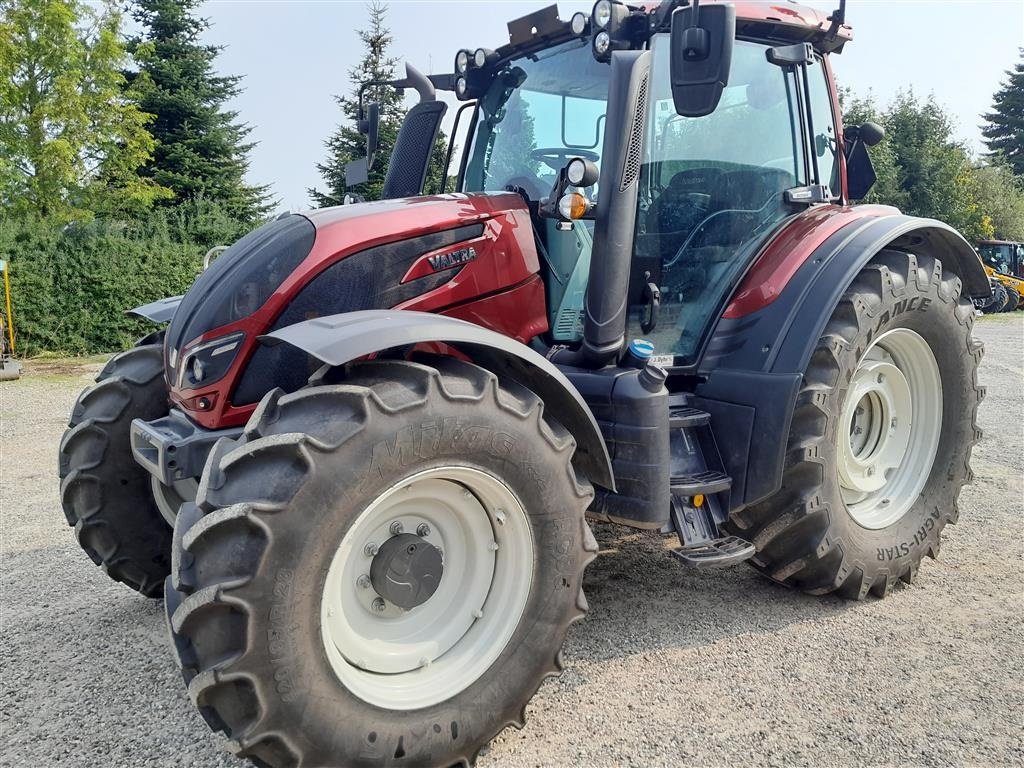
[840,89,903,208]
[982,49,1024,176]
[0,0,170,221]
[310,2,449,206]
[127,0,270,221]
[483,90,540,190]
[972,162,1024,241]
[842,90,988,240]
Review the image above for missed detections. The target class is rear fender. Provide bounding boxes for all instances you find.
[261,310,615,491]
[697,214,987,510]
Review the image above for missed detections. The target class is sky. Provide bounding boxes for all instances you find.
[198,0,1024,212]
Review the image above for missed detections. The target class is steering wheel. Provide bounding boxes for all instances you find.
[530,147,599,172]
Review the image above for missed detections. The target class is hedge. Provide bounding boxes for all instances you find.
[1,202,256,355]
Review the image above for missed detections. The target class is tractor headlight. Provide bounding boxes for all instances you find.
[473,47,496,68]
[178,332,244,390]
[455,49,470,74]
[566,157,599,187]
[571,11,589,36]
[455,75,469,99]
[593,30,611,56]
[593,0,612,29]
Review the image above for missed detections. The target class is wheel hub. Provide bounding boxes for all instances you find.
[836,327,942,529]
[838,360,912,495]
[369,533,444,610]
[320,467,534,710]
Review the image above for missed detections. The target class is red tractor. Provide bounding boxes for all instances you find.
[59,2,987,765]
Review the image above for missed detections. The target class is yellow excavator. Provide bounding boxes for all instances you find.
[0,259,20,381]
[977,240,1024,313]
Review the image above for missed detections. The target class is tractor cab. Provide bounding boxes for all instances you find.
[977,240,1024,278]
[357,0,875,370]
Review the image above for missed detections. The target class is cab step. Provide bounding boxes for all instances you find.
[669,406,710,429]
[670,470,731,496]
[670,536,757,569]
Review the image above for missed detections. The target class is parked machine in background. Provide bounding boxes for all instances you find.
[0,259,21,381]
[977,240,1024,312]
[58,2,988,766]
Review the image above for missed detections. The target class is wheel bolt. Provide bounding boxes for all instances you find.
[488,541,499,552]
[866,467,875,476]
[357,574,371,589]
[390,521,404,535]
[364,542,379,557]
[877,373,886,384]
[890,418,898,430]
[854,426,864,435]
[371,597,386,613]
[416,523,431,537]
[494,509,506,526]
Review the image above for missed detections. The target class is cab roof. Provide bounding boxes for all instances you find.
[640,0,853,50]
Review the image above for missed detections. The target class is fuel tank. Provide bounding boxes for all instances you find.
[164,192,546,429]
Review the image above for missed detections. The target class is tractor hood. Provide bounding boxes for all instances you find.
[164,191,538,427]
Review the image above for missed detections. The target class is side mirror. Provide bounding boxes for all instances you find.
[843,123,885,200]
[669,1,735,118]
[855,121,885,147]
[357,102,380,169]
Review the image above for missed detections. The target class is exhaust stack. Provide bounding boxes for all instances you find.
[581,50,652,368]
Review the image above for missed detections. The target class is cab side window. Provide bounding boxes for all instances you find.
[806,57,839,195]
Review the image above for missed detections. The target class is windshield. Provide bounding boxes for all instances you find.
[629,35,805,361]
[978,243,1013,273]
[463,40,609,199]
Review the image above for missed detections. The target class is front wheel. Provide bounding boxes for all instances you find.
[58,344,194,596]
[1001,286,1020,312]
[727,249,983,598]
[167,357,595,767]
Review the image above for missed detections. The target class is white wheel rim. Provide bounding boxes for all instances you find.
[321,466,534,710]
[151,476,198,526]
[838,327,942,529]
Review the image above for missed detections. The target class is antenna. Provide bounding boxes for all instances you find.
[826,0,847,42]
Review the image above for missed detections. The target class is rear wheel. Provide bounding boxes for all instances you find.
[1001,286,1020,312]
[58,344,194,597]
[166,357,595,767]
[727,249,983,598]
[982,281,1008,313]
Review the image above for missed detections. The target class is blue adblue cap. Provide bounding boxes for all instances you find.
[627,339,655,359]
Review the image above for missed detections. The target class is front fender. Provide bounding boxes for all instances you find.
[128,295,182,324]
[261,310,615,491]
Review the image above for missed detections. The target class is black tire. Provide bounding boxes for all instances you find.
[1001,286,1020,312]
[983,281,1008,313]
[58,344,174,597]
[166,357,596,768]
[726,249,983,599]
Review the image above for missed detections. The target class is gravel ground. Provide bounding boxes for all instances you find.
[2,316,1022,768]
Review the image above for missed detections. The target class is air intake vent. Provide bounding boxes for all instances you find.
[554,308,584,340]
[620,70,649,192]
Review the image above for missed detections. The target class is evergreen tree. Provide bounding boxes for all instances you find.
[310,2,449,206]
[0,0,170,221]
[483,90,540,190]
[127,0,270,221]
[982,49,1024,176]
